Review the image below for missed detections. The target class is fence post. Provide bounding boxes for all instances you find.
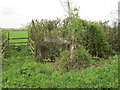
[28,31,29,46]
[34,44,36,58]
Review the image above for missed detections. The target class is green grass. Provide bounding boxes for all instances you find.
[9,31,28,38]
[9,31,28,46]
[2,47,118,88]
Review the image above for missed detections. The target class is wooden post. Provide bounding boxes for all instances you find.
[70,30,75,61]
[34,43,36,59]
[28,31,29,46]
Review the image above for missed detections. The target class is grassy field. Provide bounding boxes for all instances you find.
[9,31,28,38]
[9,30,28,46]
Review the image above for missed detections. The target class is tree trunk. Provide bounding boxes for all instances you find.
[70,30,75,60]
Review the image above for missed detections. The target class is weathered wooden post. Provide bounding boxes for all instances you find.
[70,30,75,61]
[27,30,29,46]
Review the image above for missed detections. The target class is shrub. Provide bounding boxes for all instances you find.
[84,22,114,58]
[57,44,92,71]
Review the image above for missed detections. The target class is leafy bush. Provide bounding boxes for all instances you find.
[62,18,114,58]
[99,21,119,52]
[84,22,114,58]
[73,44,92,66]
[57,44,93,71]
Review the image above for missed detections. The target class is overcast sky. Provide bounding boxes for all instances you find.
[0,0,119,28]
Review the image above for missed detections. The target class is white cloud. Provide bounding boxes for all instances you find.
[0,0,119,28]
[79,0,119,22]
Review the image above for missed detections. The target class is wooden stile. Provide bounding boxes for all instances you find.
[9,37,28,40]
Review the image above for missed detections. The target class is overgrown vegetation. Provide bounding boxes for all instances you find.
[99,21,119,51]
[2,17,119,88]
[26,16,117,71]
[2,47,118,88]
[1,0,119,88]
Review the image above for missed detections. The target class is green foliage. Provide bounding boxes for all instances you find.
[84,22,114,58]
[1,4,119,88]
[24,17,115,71]
[2,47,52,88]
[1,30,8,40]
[61,18,114,58]
[57,50,70,72]
[51,59,118,88]
[57,44,94,71]
[2,9,118,88]
[73,44,92,67]
[2,48,118,88]
[100,21,119,51]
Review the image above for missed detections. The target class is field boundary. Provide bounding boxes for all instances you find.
[9,37,28,46]
[1,32,29,55]
[1,32,9,55]
[28,37,35,58]
[1,31,56,62]
[1,31,37,59]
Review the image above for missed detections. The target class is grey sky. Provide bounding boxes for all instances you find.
[0,0,119,28]
[118,1,120,22]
